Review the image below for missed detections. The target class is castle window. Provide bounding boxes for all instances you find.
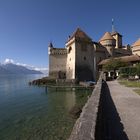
[70,58,71,61]
[68,46,72,53]
[84,56,86,60]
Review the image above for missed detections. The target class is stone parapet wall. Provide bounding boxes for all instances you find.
[50,48,67,55]
[68,75,103,140]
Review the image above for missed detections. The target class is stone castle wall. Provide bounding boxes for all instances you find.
[49,49,67,79]
[75,41,95,81]
[66,38,76,79]
[48,29,134,81]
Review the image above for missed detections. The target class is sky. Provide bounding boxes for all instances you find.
[0,0,140,68]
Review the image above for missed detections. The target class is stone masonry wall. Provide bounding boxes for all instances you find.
[69,75,128,140]
[68,75,103,140]
[49,54,67,78]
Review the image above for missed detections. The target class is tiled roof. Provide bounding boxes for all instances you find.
[68,28,92,42]
[132,38,140,47]
[98,55,140,65]
[99,32,115,42]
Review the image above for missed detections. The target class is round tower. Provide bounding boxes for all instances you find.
[99,32,116,57]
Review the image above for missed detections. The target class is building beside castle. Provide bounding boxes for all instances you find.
[132,38,140,56]
[48,28,140,81]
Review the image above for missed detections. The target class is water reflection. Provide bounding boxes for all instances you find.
[45,87,76,111]
[0,75,92,140]
[65,91,76,111]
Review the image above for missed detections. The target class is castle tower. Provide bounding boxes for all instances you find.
[111,19,122,48]
[111,32,122,48]
[66,28,95,81]
[48,42,67,79]
[132,38,140,56]
[99,32,116,57]
[48,42,53,54]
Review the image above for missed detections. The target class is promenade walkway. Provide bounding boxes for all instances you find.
[107,80,140,140]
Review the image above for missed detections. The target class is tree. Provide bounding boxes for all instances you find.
[103,58,128,71]
[120,66,137,75]
[136,63,140,77]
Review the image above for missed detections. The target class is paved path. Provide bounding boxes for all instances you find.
[107,80,140,140]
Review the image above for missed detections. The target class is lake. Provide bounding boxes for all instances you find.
[0,74,92,140]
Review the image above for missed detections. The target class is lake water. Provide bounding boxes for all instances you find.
[0,74,92,140]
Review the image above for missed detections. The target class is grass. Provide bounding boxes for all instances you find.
[118,79,140,87]
[118,79,140,95]
[133,89,140,95]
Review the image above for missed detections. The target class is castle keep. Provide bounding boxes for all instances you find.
[48,28,139,81]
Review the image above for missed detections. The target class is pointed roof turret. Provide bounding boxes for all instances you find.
[48,42,54,48]
[67,28,92,42]
[99,32,115,42]
[132,38,140,47]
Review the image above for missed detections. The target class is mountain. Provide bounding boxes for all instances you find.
[37,69,48,75]
[25,66,48,75]
[0,66,11,74]
[0,63,43,74]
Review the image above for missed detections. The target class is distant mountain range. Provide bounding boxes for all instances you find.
[0,63,43,74]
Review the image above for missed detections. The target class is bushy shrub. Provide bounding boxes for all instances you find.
[119,66,138,78]
[136,64,140,76]
[119,73,129,79]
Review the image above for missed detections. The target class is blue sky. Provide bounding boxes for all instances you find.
[0,0,140,68]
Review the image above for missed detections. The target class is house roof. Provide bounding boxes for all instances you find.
[132,38,140,47]
[67,28,92,42]
[99,32,115,42]
[98,55,140,65]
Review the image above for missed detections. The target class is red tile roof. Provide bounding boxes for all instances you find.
[132,38,140,47]
[99,32,115,42]
[68,28,92,42]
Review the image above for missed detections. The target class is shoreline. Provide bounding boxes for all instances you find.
[29,77,95,89]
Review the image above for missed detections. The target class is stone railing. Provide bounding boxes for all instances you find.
[68,75,103,140]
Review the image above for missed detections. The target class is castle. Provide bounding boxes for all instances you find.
[48,28,140,81]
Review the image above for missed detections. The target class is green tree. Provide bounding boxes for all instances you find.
[136,63,140,77]
[103,58,128,71]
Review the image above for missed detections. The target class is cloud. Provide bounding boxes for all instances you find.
[4,58,15,64]
[16,63,28,67]
[34,67,48,71]
[32,67,48,74]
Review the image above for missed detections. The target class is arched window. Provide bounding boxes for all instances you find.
[84,56,86,60]
[68,46,72,53]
